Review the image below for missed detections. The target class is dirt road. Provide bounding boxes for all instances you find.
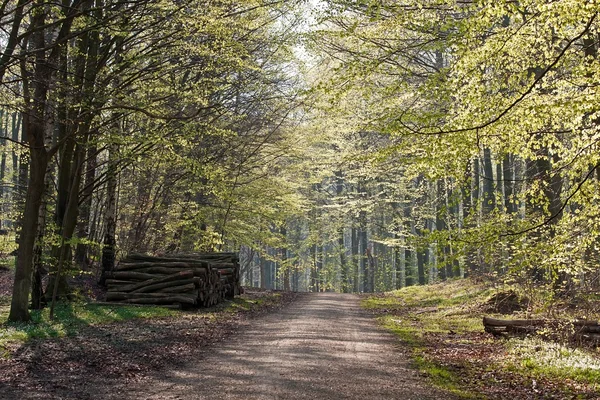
[127,293,456,400]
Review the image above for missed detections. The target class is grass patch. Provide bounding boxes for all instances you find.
[365,280,491,398]
[363,278,600,398]
[0,301,177,350]
[506,337,600,387]
[379,312,481,399]
[0,290,288,355]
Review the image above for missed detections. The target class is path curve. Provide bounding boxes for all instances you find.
[128,293,456,400]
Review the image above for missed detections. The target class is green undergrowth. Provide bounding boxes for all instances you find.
[200,293,282,322]
[0,291,285,355]
[363,279,600,397]
[219,293,279,312]
[0,302,177,351]
[365,280,489,398]
[506,337,600,384]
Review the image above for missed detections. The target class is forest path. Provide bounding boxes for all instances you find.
[126,292,457,400]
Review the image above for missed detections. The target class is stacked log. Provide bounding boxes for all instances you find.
[105,252,241,308]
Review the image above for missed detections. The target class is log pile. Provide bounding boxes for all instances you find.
[105,252,241,308]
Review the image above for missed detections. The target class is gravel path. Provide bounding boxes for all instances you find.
[127,293,457,400]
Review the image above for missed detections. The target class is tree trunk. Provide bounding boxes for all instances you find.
[417,248,426,285]
[351,226,359,292]
[482,148,496,214]
[9,5,53,321]
[100,144,118,286]
[75,145,97,265]
[259,250,266,289]
[282,226,289,291]
[9,134,48,321]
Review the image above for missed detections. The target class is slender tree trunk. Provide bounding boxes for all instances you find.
[282,226,289,291]
[351,226,359,292]
[260,250,266,289]
[75,145,97,265]
[100,144,117,286]
[482,148,495,214]
[417,248,426,285]
[11,113,21,227]
[359,212,368,292]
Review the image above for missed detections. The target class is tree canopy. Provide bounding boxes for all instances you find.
[1,0,600,321]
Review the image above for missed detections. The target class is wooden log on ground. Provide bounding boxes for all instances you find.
[106,271,159,281]
[107,292,193,301]
[105,279,133,285]
[156,283,197,293]
[113,270,195,293]
[114,266,192,275]
[116,261,211,271]
[91,301,181,309]
[117,296,197,305]
[483,316,546,336]
[131,277,197,294]
[577,333,600,342]
[483,317,546,327]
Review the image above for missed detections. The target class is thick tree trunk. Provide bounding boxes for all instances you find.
[9,5,52,321]
[9,138,48,321]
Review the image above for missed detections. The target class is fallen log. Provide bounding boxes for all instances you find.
[105,279,133,285]
[483,317,546,327]
[115,266,191,275]
[483,316,546,336]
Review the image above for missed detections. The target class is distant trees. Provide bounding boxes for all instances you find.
[281,0,600,294]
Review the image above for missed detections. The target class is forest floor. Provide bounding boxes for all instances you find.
[2,265,600,399]
[364,279,600,399]
[0,265,298,400]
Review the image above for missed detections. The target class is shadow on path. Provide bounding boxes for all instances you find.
[126,293,457,400]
